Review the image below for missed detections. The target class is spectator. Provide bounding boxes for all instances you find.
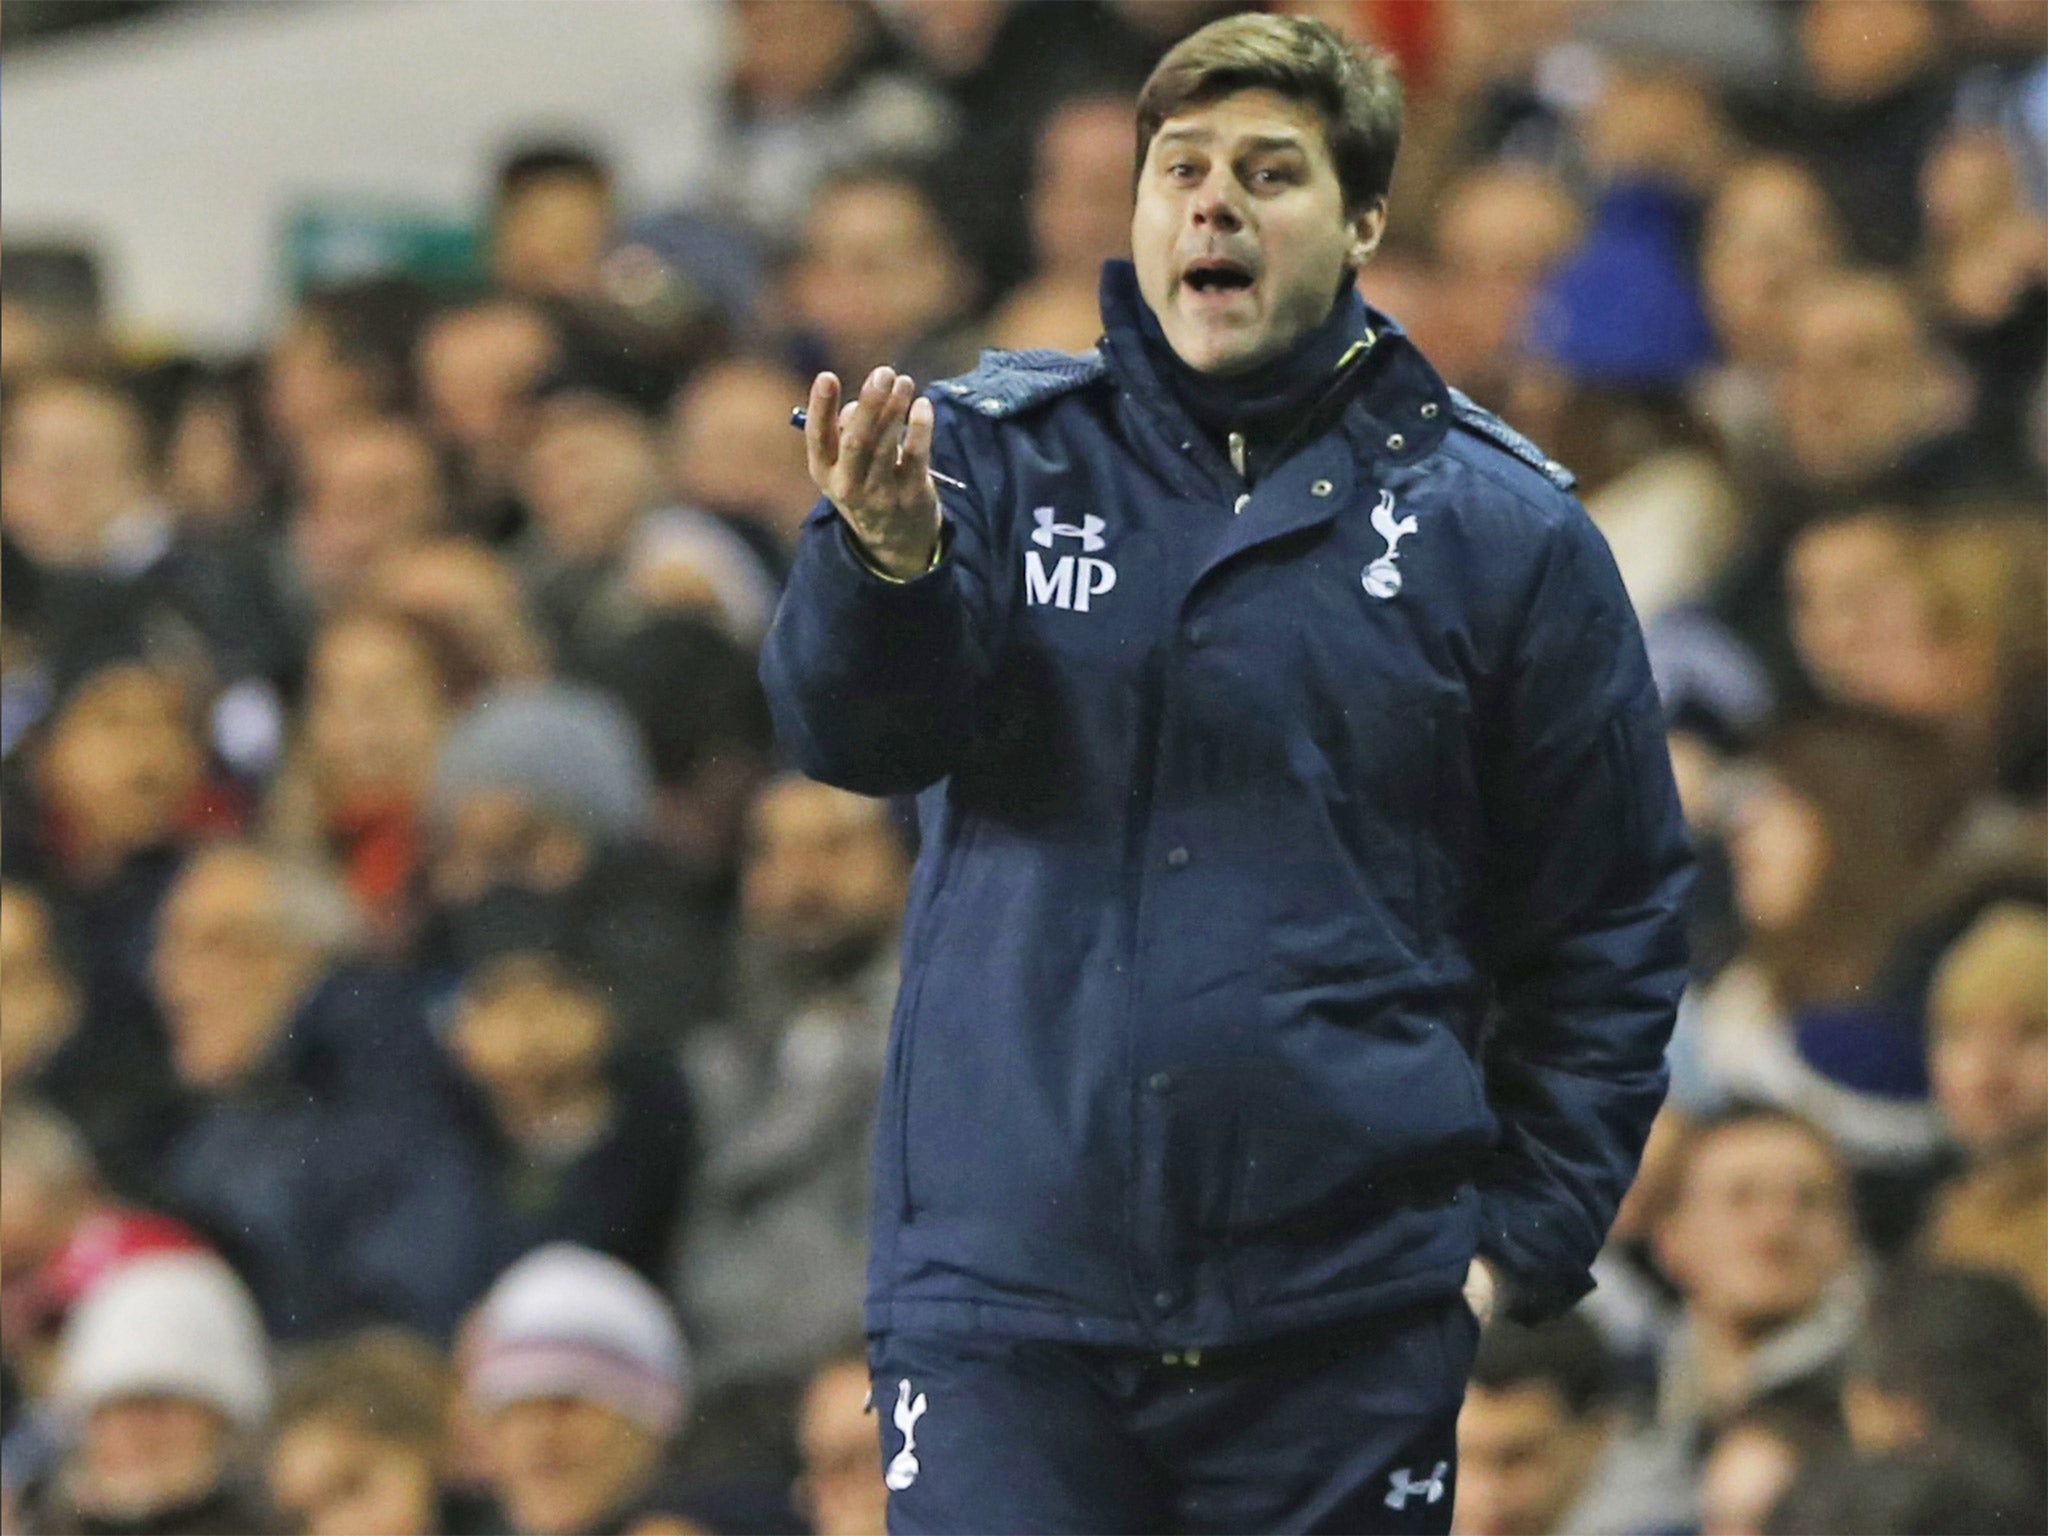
[1696,1400,1844,1536]
[26,1251,271,1536]
[1694,157,1848,482]
[986,93,1135,353]
[265,1329,492,1536]
[792,1344,887,1536]
[1424,162,1582,402]
[1773,269,1976,506]
[289,416,449,622]
[265,279,437,477]
[515,380,773,662]
[150,842,491,1338]
[6,659,222,1016]
[666,356,817,564]
[367,537,553,689]
[1647,1108,1863,1475]
[1766,1445,2043,1536]
[675,776,904,1399]
[272,607,470,943]
[416,296,561,541]
[1783,0,1957,269]
[421,681,731,1044]
[579,612,774,891]
[0,884,175,1191]
[489,143,616,304]
[461,1244,691,1536]
[1919,905,2048,1304]
[715,0,948,242]
[1840,1265,2047,1496]
[1688,713,1964,1171]
[0,1105,206,1407]
[0,372,284,700]
[782,163,980,387]
[1786,510,2041,788]
[1453,1312,1683,1536]
[443,948,694,1284]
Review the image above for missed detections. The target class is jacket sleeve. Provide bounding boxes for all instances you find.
[758,415,1004,797]
[1473,499,1694,1323]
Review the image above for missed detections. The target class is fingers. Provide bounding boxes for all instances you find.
[900,394,935,483]
[838,366,909,491]
[804,373,840,487]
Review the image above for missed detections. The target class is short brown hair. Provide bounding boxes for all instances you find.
[1135,12,1403,212]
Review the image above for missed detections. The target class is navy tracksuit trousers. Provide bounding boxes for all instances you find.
[867,1296,1479,1534]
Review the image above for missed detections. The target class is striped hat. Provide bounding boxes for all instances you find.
[465,1245,688,1436]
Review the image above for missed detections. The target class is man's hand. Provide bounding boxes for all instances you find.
[1463,1255,1500,1331]
[805,366,941,580]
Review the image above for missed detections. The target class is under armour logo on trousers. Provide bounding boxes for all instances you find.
[1385,1461,1447,1510]
[1032,505,1106,552]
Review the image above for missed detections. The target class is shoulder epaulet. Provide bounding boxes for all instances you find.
[1445,387,1577,492]
[931,348,1109,420]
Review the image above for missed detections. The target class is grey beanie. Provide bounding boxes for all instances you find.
[430,681,653,837]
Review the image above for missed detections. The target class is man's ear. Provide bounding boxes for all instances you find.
[1350,199,1389,269]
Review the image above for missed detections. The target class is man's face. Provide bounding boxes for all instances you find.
[1453,1382,1609,1536]
[791,180,971,379]
[307,614,450,807]
[1788,515,1944,716]
[481,1396,658,1536]
[669,360,815,543]
[451,961,611,1133]
[519,399,659,563]
[1133,88,1381,376]
[0,379,149,567]
[1655,1121,1855,1335]
[36,666,203,873]
[492,176,611,301]
[1702,161,1842,366]
[1779,278,1931,487]
[1032,98,1136,280]
[797,1359,888,1536]
[0,884,81,1081]
[294,423,443,608]
[153,849,321,1091]
[1932,1005,2048,1160]
[267,1414,439,1536]
[80,1395,229,1522]
[418,303,556,457]
[742,778,908,971]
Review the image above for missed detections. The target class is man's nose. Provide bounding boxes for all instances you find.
[1190,175,1245,233]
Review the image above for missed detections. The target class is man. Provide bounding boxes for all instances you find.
[461,1244,693,1536]
[676,775,907,1400]
[1646,1107,1863,1502]
[150,842,493,1338]
[29,1251,272,1535]
[763,14,1691,1530]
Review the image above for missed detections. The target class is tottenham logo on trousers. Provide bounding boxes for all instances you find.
[885,1379,928,1491]
[1026,506,1117,611]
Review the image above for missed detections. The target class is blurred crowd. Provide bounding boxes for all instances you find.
[0,2,2043,1534]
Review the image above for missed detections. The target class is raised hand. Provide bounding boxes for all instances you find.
[805,366,942,579]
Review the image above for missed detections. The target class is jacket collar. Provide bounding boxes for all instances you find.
[1095,259,1454,501]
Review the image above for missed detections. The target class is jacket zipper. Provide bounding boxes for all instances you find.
[1228,431,1248,514]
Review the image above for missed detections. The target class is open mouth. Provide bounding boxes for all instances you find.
[1181,257,1256,296]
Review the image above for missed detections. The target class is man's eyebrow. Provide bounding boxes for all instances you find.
[1155,128,1309,153]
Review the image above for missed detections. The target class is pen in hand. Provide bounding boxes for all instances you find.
[791,407,969,490]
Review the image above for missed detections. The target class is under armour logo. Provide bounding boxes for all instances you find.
[885,1378,928,1492]
[1363,489,1419,599]
[1032,505,1106,552]
[1384,1461,1447,1511]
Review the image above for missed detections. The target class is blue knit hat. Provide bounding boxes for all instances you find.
[1526,179,1715,389]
